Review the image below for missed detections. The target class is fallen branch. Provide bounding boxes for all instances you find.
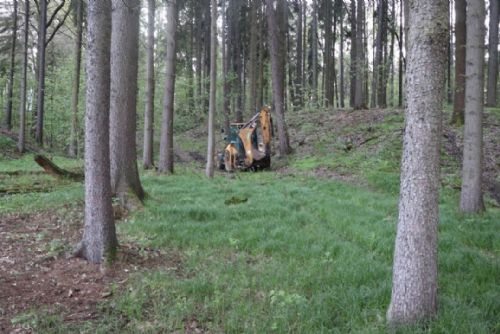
[34,155,84,181]
[0,184,54,195]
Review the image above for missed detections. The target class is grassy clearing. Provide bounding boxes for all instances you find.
[5,170,498,333]
[2,108,499,333]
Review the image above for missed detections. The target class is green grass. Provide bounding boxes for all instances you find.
[2,107,499,333]
[5,169,497,333]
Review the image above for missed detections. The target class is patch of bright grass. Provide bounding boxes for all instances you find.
[71,171,498,333]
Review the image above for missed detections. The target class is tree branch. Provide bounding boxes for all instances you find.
[46,0,66,28]
[45,7,71,46]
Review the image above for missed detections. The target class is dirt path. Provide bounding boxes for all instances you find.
[0,204,181,332]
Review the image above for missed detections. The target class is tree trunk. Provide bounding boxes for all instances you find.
[35,0,47,145]
[340,4,345,108]
[447,4,452,104]
[206,0,217,178]
[203,0,211,114]
[389,0,395,107]
[143,0,156,169]
[68,0,83,158]
[78,0,117,264]
[109,0,144,204]
[387,0,448,326]
[350,0,357,107]
[398,0,403,107]
[222,0,230,135]
[460,0,485,213]
[312,0,318,104]
[296,0,303,108]
[378,0,387,107]
[257,2,265,108]
[249,1,258,114]
[486,0,499,106]
[18,0,29,153]
[372,0,383,108]
[159,0,177,174]
[3,0,18,130]
[187,16,195,112]
[195,4,203,113]
[267,0,291,155]
[353,0,365,109]
[324,0,333,107]
[451,0,466,125]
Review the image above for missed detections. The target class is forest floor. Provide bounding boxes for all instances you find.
[0,107,499,333]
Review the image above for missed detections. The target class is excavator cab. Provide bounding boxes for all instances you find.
[219,106,272,172]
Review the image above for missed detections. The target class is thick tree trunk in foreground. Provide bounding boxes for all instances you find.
[3,0,18,130]
[266,0,291,155]
[18,0,29,153]
[451,0,466,125]
[35,0,47,145]
[68,0,83,158]
[460,0,485,213]
[78,0,117,264]
[206,0,217,178]
[143,0,156,169]
[109,0,144,203]
[159,0,177,174]
[486,0,499,107]
[387,0,448,326]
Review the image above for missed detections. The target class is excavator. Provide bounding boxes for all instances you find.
[219,106,273,172]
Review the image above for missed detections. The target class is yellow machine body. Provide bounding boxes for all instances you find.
[221,106,272,172]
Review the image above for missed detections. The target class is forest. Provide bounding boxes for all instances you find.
[0,0,499,332]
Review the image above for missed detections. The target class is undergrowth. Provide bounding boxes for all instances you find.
[1,107,498,333]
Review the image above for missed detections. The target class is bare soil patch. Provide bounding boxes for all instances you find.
[0,204,182,333]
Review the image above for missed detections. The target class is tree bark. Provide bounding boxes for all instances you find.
[35,0,47,145]
[387,0,448,326]
[109,0,144,204]
[78,0,117,264]
[377,0,387,107]
[447,4,452,104]
[460,0,485,213]
[486,0,499,106]
[3,0,18,130]
[389,0,395,107]
[340,4,345,108]
[311,0,319,104]
[267,0,291,155]
[18,0,29,153]
[143,0,156,169]
[206,0,217,178]
[353,0,365,109]
[249,1,258,114]
[159,0,177,174]
[68,0,83,158]
[222,0,230,135]
[398,0,403,107]
[296,0,303,108]
[350,0,357,107]
[451,0,466,125]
